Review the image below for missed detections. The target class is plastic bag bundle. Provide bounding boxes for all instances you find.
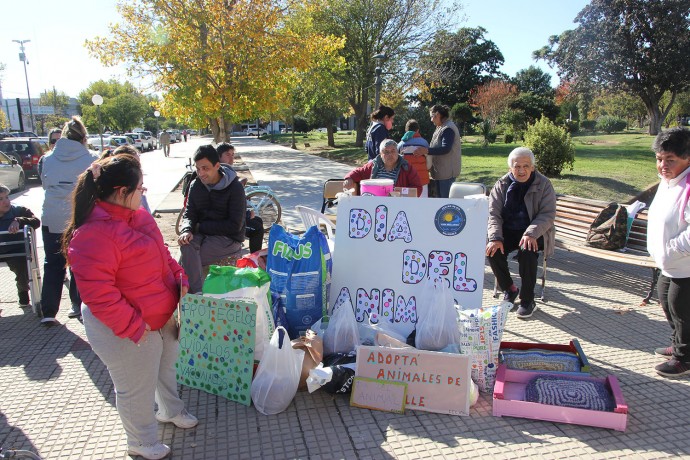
[323,297,360,356]
[415,277,461,351]
[251,327,305,415]
[457,302,512,393]
[202,266,274,361]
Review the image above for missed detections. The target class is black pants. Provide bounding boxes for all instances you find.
[5,256,29,294]
[487,228,543,305]
[658,274,690,362]
[246,215,265,254]
[41,227,81,319]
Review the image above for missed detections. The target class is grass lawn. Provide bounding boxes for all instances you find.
[267,129,660,203]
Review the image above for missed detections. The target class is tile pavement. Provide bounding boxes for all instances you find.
[1,200,690,459]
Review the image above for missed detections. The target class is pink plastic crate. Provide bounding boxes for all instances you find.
[500,338,591,374]
[493,365,628,431]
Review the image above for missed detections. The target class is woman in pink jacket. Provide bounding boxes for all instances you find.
[63,155,195,460]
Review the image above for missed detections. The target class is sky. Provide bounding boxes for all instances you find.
[1,0,591,101]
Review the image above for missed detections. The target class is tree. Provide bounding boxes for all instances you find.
[418,27,505,107]
[311,0,459,147]
[523,116,575,177]
[78,80,149,133]
[470,80,517,130]
[87,0,340,142]
[38,89,70,116]
[590,90,647,128]
[512,66,554,98]
[510,93,558,123]
[535,0,690,135]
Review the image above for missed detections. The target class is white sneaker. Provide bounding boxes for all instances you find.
[155,409,198,428]
[127,441,171,459]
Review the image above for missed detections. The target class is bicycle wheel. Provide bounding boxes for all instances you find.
[246,191,281,228]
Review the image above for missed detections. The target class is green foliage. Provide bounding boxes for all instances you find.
[536,0,690,134]
[392,104,436,141]
[512,66,554,98]
[504,133,514,144]
[596,116,627,133]
[523,116,575,177]
[480,119,497,147]
[78,80,149,133]
[510,93,558,122]
[563,119,579,133]
[580,120,597,132]
[419,27,505,107]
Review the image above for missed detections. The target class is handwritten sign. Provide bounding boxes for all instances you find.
[331,196,488,338]
[350,377,407,414]
[176,294,256,405]
[356,346,472,416]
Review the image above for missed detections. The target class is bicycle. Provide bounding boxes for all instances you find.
[0,447,43,459]
[175,159,282,235]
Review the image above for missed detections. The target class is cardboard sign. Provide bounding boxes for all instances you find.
[356,346,472,416]
[350,377,407,414]
[331,195,488,338]
[176,294,256,405]
[393,187,418,197]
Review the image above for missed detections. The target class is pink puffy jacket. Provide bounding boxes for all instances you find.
[69,201,188,342]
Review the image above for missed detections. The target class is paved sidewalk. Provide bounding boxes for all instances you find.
[1,140,689,459]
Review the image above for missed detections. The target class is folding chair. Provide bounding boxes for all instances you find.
[449,182,487,198]
[321,179,345,213]
[0,226,42,314]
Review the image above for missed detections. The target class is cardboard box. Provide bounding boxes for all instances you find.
[499,339,590,375]
[492,365,628,431]
[393,187,417,197]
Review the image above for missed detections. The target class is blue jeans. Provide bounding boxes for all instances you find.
[41,227,81,319]
[436,178,456,198]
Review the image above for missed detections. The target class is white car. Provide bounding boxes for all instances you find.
[0,150,26,191]
[141,131,157,150]
[89,137,119,152]
[246,128,267,136]
[125,133,147,151]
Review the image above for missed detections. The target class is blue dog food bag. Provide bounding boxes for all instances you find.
[266,225,332,339]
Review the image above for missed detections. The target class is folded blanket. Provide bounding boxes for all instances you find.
[500,349,581,373]
[525,375,615,412]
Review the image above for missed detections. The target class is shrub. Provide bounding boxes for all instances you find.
[523,116,575,177]
[504,133,514,144]
[580,119,597,131]
[563,119,579,133]
[596,115,627,133]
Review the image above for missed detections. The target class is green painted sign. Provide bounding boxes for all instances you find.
[175,294,257,405]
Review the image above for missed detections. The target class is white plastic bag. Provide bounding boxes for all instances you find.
[322,299,360,356]
[415,276,460,351]
[251,327,305,415]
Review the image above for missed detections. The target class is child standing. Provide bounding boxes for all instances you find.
[0,184,40,307]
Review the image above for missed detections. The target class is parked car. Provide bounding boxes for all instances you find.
[10,131,38,138]
[0,137,49,179]
[109,136,136,149]
[141,131,157,150]
[89,137,120,152]
[0,150,26,191]
[124,132,147,151]
[170,130,181,142]
[246,128,267,136]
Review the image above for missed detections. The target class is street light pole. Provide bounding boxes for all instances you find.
[12,40,35,133]
[154,111,160,149]
[373,53,386,110]
[92,94,104,151]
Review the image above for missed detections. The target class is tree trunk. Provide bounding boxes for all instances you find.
[209,118,220,142]
[353,89,369,148]
[327,125,335,147]
[290,112,297,149]
[647,106,662,136]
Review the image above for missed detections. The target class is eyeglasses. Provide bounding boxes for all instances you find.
[137,185,147,193]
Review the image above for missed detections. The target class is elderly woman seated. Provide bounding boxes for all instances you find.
[343,139,422,196]
[485,147,556,319]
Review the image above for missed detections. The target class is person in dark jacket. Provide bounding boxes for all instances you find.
[365,105,395,161]
[178,145,246,293]
[0,184,40,307]
[344,139,423,196]
[217,143,264,253]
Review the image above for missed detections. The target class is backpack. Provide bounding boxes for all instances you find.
[585,203,629,250]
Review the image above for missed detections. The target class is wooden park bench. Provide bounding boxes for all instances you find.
[554,195,658,304]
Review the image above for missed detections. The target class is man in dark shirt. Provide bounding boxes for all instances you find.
[178,145,246,293]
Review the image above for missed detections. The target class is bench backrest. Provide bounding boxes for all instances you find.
[554,195,649,255]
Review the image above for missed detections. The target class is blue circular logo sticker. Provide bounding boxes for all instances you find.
[434,204,466,236]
